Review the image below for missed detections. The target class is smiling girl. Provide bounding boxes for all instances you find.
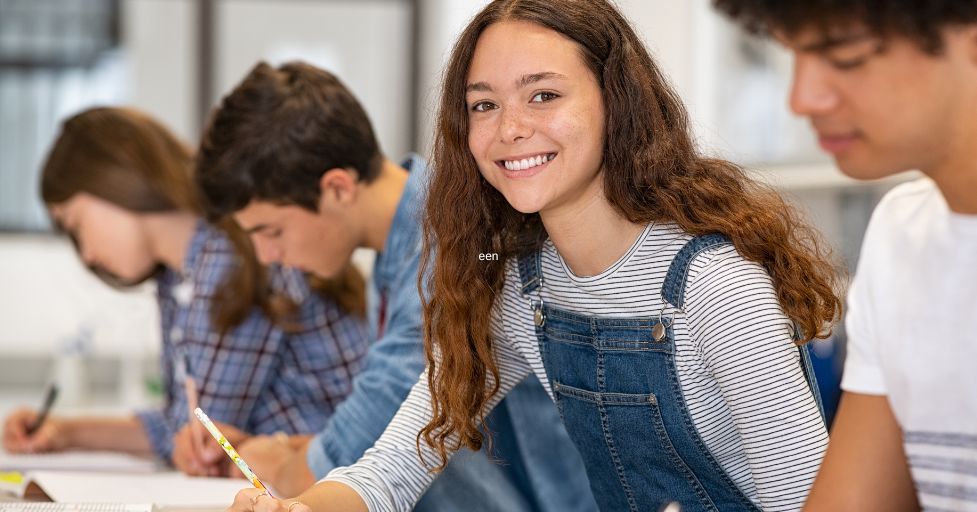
[227,1,841,511]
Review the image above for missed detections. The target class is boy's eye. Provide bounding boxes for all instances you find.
[828,56,869,71]
[531,91,559,103]
[825,40,882,71]
[470,101,497,112]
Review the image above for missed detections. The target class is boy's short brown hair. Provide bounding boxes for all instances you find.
[196,61,383,218]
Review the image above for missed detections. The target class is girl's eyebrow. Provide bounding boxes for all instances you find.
[466,71,568,93]
[517,71,567,88]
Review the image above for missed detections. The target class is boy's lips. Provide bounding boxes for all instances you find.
[817,133,859,154]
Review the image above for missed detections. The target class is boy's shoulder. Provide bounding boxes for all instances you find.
[873,177,940,222]
[860,177,944,246]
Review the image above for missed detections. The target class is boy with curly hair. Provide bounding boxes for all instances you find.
[714,2,977,510]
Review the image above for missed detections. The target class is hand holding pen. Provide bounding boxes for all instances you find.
[1,385,64,453]
[170,353,226,477]
[172,351,250,477]
[181,354,207,456]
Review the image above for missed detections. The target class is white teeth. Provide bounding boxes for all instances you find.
[502,153,554,171]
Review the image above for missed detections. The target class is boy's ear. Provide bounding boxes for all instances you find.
[317,168,359,210]
[967,25,977,65]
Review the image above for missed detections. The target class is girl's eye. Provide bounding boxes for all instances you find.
[531,91,559,103]
[470,101,497,113]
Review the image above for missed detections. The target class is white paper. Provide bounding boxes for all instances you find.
[0,503,154,512]
[16,471,247,508]
[0,450,158,474]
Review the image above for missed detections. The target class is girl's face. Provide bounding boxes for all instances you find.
[50,193,157,284]
[466,20,606,216]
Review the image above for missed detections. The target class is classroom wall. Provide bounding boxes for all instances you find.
[0,0,900,404]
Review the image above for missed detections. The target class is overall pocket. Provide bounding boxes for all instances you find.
[552,380,720,512]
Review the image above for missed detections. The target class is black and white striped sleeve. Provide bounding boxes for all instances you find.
[684,246,829,511]
[321,304,535,512]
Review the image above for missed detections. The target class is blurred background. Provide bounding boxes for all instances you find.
[0,0,906,423]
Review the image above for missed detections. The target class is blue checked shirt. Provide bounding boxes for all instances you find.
[136,221,370,461]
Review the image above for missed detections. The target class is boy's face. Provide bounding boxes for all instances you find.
[233,198,359,280]
[779,24,977,179]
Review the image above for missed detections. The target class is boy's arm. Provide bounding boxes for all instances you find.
[804,392,920,512]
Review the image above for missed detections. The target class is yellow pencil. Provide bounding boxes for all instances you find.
[193,407,271,495]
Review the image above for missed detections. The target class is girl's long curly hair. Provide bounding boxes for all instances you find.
[419,0,843,469]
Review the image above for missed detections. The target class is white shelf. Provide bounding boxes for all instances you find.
[747,163,920,192]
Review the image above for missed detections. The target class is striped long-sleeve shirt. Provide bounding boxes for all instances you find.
[325,223,828,511]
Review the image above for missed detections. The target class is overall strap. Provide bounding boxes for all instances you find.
[517,250,544,296]
[662,233,828,424]
[661,233,732,310]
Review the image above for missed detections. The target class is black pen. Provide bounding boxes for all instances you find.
[25,384,59,435]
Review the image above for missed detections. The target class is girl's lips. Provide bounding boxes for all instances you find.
[499,153,555,179]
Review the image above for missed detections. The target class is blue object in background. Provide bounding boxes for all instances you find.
[807,337,843,427]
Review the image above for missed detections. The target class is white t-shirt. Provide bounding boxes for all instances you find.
[842,177,977,511]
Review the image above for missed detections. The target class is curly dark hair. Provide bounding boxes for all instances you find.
[713,0,977,54]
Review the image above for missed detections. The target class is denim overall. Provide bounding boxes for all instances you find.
[518,233,824,512]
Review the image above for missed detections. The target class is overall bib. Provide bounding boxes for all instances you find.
[517,233,824,511]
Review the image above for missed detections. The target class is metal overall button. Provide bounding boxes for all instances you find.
[652,309,672,343]
[530,276,545,327]
[534,304,545,327]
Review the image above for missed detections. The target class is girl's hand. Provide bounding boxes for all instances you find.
[2,408,67,453]
[228,489,311,512]
[172,420,246,477]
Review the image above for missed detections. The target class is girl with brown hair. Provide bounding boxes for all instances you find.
[1,106,370,472]
[226,0,841,510]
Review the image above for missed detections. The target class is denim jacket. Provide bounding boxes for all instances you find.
[307,155,597,511]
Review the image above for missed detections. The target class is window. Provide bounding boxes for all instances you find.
[0,0,123,231]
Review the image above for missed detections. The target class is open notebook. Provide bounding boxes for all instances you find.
[0,451,158,474]
[0,471,247,508]
[0,504,154,512]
